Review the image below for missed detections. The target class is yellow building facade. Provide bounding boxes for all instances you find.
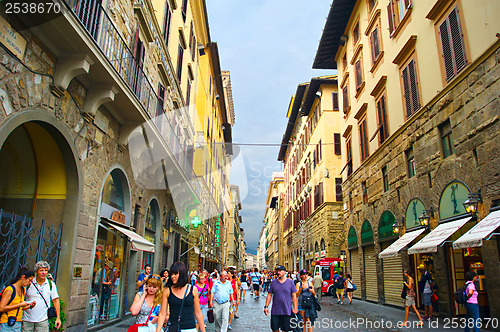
[314,0,500,316]
[278,76,345,272]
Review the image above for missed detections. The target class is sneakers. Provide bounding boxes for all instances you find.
[337,299,341,304]
[423,316,428,320]
[340,301,343,304]
[228,324,232,330]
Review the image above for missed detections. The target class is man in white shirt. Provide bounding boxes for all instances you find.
[22,261,61,332]
[209,271,234,332]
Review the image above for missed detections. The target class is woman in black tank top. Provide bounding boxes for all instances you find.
[155,262,206,332]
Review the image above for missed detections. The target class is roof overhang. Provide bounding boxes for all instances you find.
[313,0,357,69]
[301,77,338,116]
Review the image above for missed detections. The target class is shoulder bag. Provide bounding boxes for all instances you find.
[128,304,155,332]
[401,284,407,299]
[31,281,57,319]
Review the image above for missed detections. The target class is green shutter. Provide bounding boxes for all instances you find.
[378,211,396,240]
[361,220,374,244]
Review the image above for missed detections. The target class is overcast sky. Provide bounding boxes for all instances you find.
[205,1,334,254]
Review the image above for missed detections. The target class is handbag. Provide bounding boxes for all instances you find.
[401,285,407,299]
[352,282,357,291]
[128,305,155,332]
[31,281,57,319]
[207,308,214,323]
[431,293,438,302]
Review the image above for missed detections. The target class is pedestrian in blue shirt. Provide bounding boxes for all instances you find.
[209,271,234,331]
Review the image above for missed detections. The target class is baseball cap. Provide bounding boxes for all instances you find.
[275,265,286,271]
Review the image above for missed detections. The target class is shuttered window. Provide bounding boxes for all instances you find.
[334,133,341,155]
[402,59,420,119]
[387,1,395,36]
[343,85,349,113]
[359,118,369,161]
[370,27,381,64]
[181,0,188,21]
[376,95,389,144]
[162,2,172,45]
[335,178,343,202]
[186,78,191,106]
[346,138,353,176]
[439,6,467,82]
[355,60,363,89]
[177,44,184,81]
[332,92,339,110]
[189,22,196,61]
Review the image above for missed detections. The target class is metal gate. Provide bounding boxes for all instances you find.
[0,210,62,288]
[364,246,378,302]
[382,243,404,307]
[349,249,360,287]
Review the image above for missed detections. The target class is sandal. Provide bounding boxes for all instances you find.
[416,321,424,327]
[398,322,406,327]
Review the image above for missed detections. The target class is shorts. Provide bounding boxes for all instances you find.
[423,293,432,306]
[21,320,49,332]
[336,288,345,295]
[253,284,260,292]
[240,283,248,290]
[405,296,416,307]
[271,314,291,331]
[346,288,353,293]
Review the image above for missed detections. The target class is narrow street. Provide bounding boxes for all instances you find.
[110,292,468,332]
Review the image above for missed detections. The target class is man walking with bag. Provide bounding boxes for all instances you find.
[22,261,61,332]
[313,271,323,302]
[209,270,234,331]
[264,266,298,332]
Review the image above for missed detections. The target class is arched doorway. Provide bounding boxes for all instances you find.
[0,119,80,292]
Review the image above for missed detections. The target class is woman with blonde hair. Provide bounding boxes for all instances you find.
[130,274,163,329]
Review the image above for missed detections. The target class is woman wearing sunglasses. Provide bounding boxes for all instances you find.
[130,274,163,329]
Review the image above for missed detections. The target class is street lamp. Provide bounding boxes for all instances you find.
[463,190,482,216]
[419,207,434,228]
[392,217,404,234]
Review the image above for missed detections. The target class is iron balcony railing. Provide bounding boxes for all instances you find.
[63,0,203,200]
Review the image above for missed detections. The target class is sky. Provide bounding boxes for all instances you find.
[205,1,334,254]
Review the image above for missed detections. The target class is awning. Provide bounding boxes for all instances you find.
[408,216,471,254]
[108,223,155,253]
[453,210,500,249]
[379,228,426,258]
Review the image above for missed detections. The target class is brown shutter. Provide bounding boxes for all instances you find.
[449,7,467,75]
[387,1,395,37]
[335,178,343,202]
[408,60,420,114]
[355,60,362,88]
[343,86,349,113]
[439,17,455,81]
[334,133,341,155]
[332,92,339,110]
[402,65,412,118]
[404,0,411,9]
[372,28,380,61]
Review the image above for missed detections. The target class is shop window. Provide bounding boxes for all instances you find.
[90,227,126,325]
[321,239,325,251]
[406,147,415,178]
[102,171,125,211]
[439,119,455,158]
[401,58,420,119]
[439,6,467,82]
[382,166,389,192]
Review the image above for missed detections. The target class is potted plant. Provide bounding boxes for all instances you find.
[49,299,67,332]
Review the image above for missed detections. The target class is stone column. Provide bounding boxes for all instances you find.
[483,239,500,319]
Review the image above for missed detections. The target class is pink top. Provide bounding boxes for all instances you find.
[195,283,210,305]
[466,281,478,304]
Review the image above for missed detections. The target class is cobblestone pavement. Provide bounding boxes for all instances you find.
[109,291,474,332]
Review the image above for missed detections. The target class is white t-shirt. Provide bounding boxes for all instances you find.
[23,279,59,322]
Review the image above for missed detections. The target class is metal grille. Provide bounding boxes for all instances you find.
[0,210,62,288]
[382,243,404,307]
[364,246,378,302]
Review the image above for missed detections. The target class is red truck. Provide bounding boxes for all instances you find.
[313,257,345,295]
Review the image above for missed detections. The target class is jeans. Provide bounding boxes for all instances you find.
[200,304,208,323]
[213,301,230,332]
[464,302,479,332]
[0,322,22,332]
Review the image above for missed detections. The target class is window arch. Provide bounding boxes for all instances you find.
[320,239,325,251]
[315,242,319,253]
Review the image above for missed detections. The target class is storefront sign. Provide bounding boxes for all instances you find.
[0,16,27,59]
[215,214,221,247]
[110,210,126,224]
[439,181,469,220]
[191,216,202,228]
[320,250,326,257]
[314,252,319,258]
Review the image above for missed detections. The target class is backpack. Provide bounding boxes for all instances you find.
[334,276,344,289]
[299,282,314,309]
[454,282,468,305]
[0,285,24,317]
